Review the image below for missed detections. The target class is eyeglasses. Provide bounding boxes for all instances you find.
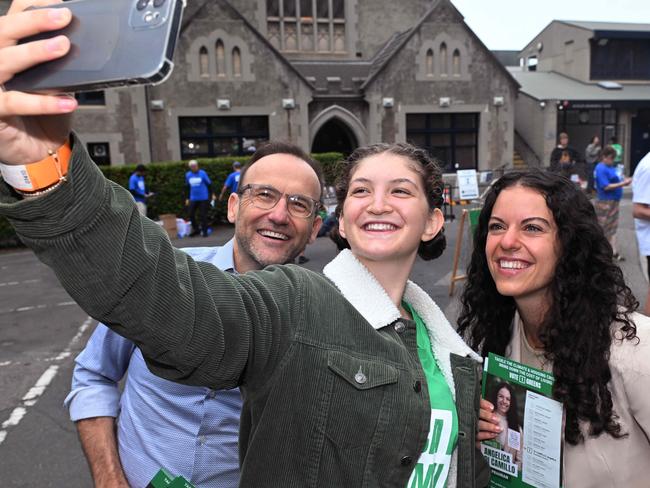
[238,184,321,219]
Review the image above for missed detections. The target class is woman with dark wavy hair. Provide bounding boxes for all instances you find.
[457,169,650,487]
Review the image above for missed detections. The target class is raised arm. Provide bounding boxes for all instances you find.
[1,142,304,390]
[0,1,302,390]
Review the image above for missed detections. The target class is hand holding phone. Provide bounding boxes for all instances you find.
[5,0,186,93]
[0,1,76,166]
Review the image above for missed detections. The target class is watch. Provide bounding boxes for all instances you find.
[0,141,71,193]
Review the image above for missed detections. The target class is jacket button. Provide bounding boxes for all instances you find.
[400,456,413,466]
[413,380,421,392]
[394,321,406,333]
[354,368,367,385]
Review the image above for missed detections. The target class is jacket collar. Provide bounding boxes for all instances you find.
[323,249,480,398]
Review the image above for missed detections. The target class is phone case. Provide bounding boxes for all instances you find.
[5,0,186,93]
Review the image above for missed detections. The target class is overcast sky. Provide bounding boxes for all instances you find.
[450,0,650,50]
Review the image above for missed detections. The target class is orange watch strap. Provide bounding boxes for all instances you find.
[0,141,71,192]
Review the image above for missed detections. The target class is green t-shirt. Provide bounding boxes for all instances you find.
[404,302,459,488]
[612,143,623,163]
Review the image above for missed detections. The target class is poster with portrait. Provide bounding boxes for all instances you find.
[481,353,564,488]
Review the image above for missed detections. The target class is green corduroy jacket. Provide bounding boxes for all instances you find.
[0,137,489,487]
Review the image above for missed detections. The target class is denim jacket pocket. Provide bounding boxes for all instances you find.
[327,350,398,390]
[323,350,399,457]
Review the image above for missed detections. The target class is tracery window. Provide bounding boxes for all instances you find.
[267,0,345,53]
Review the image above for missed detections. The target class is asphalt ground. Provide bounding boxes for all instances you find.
[0,194,646,486]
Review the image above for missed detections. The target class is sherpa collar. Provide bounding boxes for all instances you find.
[323,249,480,400]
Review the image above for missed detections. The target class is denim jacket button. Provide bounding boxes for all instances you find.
[394,321,406,333]
[400,456,413,466]
[354,369,367,385]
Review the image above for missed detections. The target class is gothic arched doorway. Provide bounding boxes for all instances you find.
[311,118,358,156]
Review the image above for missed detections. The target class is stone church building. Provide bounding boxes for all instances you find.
[1,0,518,172]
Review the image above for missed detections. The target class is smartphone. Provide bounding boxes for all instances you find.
[5,0,186,93]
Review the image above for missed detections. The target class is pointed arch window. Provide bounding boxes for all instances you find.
[426,49,434,76]
[452,49,461,76]
[216,40,226,77]
[199,46,209,77]
[232,47,242,77]
[440,43,448,75]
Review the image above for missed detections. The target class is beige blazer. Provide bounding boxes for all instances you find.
[507,312,650,488]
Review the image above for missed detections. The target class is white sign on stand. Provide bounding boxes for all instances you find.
[457,169,479,200]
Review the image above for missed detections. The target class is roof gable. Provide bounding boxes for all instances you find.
[361,0,518,90]
[181,0,314,90]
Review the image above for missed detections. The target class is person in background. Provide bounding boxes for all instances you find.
[458,170,650,488]
[594,146,632,261]
[65,142,324,488]
[549,132,580,174]
[609,136,624,171]
[632,151,650,315]
[584,135,601,194]
[219,160,242,201]
[128,164,154,216]
[557,149,573,180]
[185,159,216,237]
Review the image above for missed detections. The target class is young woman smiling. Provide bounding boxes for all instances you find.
[458,170,650,487]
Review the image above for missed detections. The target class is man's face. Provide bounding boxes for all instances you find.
[559,135,569,147]
[227,153,322,271]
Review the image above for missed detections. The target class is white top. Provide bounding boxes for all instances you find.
[632,152,650,256]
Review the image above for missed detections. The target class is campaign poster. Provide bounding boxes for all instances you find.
[481,353,564,488]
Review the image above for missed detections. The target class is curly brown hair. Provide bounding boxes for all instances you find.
[329,142,446,260]
[457,169,638,445]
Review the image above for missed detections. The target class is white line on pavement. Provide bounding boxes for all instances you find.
[0,279,40,287]
[1,407,26,429]
[0,316,94,446]
[21,366,59,403]
[0,361,11,367]
[0,301,76,315]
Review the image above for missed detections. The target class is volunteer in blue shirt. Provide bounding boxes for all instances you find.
[219,161,242,201]
[594,145,632,260]
[185,159,216,237]
[128,164,154,216]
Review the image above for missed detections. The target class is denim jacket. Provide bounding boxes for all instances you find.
[0,138,489,487]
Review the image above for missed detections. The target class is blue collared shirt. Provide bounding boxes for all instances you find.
[64,240,241,488]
